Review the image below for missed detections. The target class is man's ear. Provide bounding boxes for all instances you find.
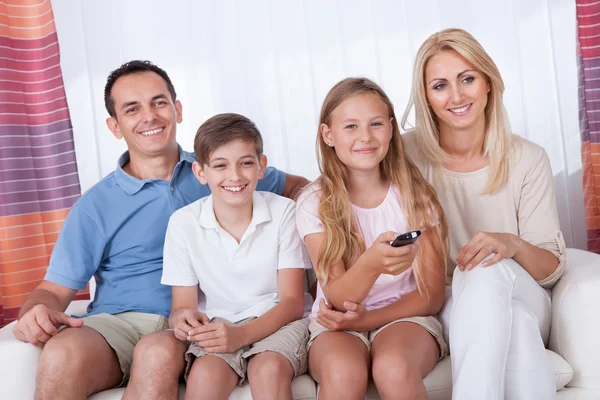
[175,100,183,124]
[258,155,268,179]
[192,161,208,184]
[320,123,333,147]
[106,117,122,139]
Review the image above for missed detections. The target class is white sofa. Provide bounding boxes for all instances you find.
[2,248,600,399]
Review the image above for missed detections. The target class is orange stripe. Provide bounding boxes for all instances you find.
[0,232,59,252]
[0,220,65,241]
[0,242,54,263]
[0,19,55,39]
[0,209,70,228]
[0,255,49,274]
[0,7,53,28]
[3,288,89,309]
[0,267,46,285]
[0,1,51,18]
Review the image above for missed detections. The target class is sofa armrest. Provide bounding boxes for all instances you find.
[549,248,600,389]
[0,321,42,399]
[0,300,91,399]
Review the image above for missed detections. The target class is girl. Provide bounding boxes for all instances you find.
[401,28,565,399]
[296,77,448,400]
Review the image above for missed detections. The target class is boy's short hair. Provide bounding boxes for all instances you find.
[104,60,177,118]
[194,113,264,165]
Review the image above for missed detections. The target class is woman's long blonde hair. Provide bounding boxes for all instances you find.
[401,28,513,194]
[314,77,448,294]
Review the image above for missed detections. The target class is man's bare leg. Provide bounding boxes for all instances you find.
[124,330,188,400]
[36,326,122,400]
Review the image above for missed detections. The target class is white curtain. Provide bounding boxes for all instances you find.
[51,0,585,249]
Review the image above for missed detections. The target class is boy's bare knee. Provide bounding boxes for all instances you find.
[132,332,186,373]
[248,352,293,383]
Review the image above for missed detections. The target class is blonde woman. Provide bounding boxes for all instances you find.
[401,28,566,399]
[296,77,448,400]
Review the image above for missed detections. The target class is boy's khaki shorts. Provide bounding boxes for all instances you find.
[82,312,169,385]
[185,317,310,385]
[307,315,448,360]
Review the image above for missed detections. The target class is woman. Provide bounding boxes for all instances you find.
[401,28,565,399]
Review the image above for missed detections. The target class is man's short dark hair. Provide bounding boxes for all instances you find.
[104,60,177,118]
[194,113,264,165]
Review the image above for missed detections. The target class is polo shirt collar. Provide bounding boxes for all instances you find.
[115,145,194,195]
[199,191,272,230]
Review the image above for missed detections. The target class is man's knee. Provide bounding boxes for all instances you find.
[132,331,186,373]
[38,328,90,375]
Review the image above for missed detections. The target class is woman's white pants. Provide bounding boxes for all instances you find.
[438,258,556,400]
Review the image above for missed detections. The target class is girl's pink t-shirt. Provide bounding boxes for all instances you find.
[295,184,417,319]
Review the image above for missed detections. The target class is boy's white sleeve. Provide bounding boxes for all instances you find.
[161,216,199,286]
[278,202,312,270]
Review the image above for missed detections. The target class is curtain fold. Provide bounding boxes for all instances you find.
[0,0,87,327]
[577,0,600,253]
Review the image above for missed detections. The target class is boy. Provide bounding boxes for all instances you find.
[161,113,312,399]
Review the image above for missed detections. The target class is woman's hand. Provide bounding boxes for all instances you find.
[316,299,368,332]
[456,232,522,271]
[360,231,418,276]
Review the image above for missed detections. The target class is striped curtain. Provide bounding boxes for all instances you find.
[0,0,88,327]
[578,0,600,253]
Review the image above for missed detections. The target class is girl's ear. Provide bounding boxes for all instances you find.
[258,155,268,179]
[192,161,208,185]
[320,123,333,147]
[389,117,395,140]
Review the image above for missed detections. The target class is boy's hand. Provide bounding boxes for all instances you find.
[316,299,367,332]
[170,308,209,341]
[187,321,247,354]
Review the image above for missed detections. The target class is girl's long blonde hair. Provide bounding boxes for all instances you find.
[314,77,448,294]
[401,28,513,194]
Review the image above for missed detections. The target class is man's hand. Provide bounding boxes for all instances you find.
[187,321,247,354]
[316,299,368,332]
[13,304,83,347]
[170,308,209,341]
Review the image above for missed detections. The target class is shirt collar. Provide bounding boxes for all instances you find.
[115,144,195,195]
[199,191,272,230]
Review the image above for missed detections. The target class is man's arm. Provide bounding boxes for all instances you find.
[18,280,77,318]
[282,173,310,200]
[13,280,84,346]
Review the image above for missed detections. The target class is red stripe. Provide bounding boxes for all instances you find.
[0,65,61,83]
[0,53,59,71]
[0,45,58,62]
[0,76,64,94]
[0,97,67,114]
[0,32,57,50]
[0,107,70,125]
[2,87,67,104]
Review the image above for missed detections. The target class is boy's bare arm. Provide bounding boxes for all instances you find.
[238,268,305,346]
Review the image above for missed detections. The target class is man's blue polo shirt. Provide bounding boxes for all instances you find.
[44,146,286,317]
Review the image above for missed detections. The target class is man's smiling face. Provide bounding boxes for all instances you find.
[106,71,182,159]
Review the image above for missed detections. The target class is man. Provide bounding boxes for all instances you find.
[12,60,309,399]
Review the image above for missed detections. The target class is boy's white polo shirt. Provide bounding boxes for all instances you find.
[161,191,312,323]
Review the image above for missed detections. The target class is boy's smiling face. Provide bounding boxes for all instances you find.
[192,139,267,209]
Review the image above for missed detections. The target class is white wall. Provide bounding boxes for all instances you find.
[51,0,585,249]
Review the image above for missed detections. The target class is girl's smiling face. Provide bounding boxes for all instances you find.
[321,92,393,174]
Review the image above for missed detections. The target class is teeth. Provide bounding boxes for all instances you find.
[223,185,246,192]
[140,128,163,136]
[450,105,470,113]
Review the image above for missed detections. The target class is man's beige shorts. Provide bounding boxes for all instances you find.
[82,312,168,385]
[307,315,448,360]
[185,317,310,385]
